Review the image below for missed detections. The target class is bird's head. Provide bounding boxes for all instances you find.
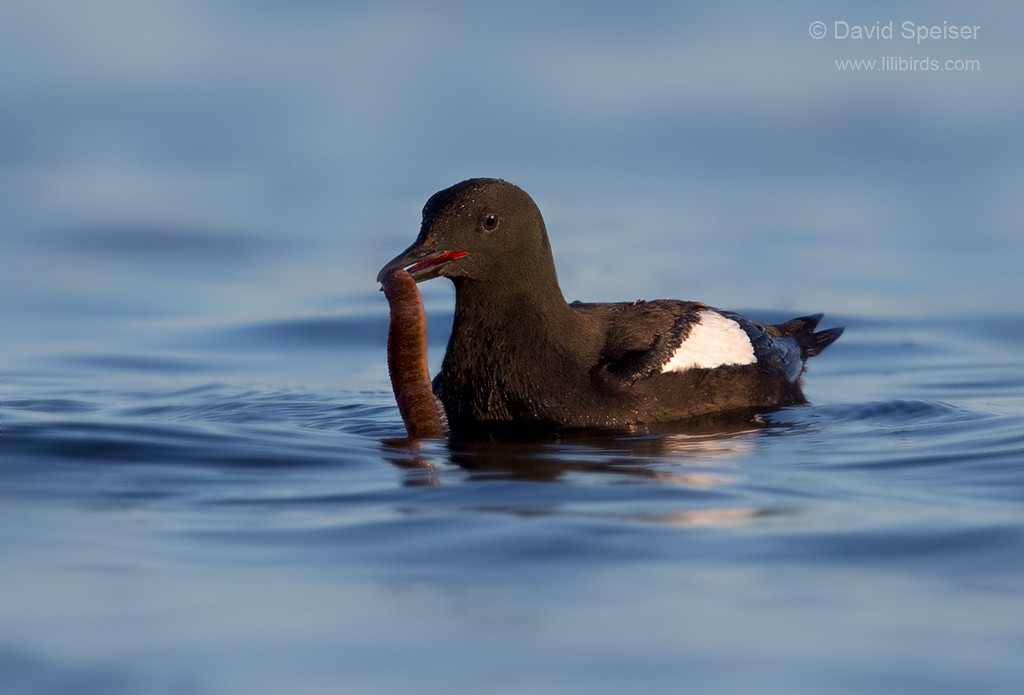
[377,178,557,291]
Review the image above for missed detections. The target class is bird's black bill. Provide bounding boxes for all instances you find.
[377,243,468,284]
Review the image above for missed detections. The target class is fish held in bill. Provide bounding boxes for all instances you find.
[380,267,448,440]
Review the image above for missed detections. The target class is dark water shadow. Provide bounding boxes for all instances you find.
[49,224,292,268]
[65,354,218,374]
[195,311,453,351]
[0,645,139,695]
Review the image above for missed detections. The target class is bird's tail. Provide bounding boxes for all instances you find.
[774,313,845,358]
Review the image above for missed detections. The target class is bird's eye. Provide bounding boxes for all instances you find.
[481,213,500,232]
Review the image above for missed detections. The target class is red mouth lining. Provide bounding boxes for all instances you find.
[406,251,468,274]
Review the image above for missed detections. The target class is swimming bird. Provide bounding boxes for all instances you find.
[377,178,843,432]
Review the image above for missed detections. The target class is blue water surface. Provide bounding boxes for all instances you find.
[2,2,1023,694]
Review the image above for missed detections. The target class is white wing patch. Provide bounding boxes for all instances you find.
[661,310,756,372]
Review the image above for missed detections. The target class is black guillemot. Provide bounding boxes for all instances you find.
[377,178,844,432]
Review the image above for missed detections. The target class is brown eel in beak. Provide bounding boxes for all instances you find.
[380,268,447,439]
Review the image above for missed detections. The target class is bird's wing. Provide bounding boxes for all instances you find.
[573,300,708,384]
[576,301,834,386]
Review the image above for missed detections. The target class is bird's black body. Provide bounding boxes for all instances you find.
[378,178,843,432]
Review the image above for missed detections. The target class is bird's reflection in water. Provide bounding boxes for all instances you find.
[380,411,782,527]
